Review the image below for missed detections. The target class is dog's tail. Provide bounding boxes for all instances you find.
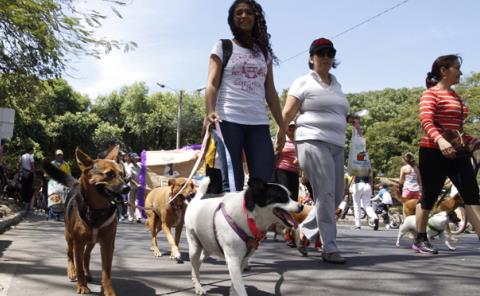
[193,177,210,199]
[390,185,409,204]
[43,160,78,188]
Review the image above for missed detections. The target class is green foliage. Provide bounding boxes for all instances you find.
[0,0,136,79]
[345,87,424,176]
[1,70,479,180]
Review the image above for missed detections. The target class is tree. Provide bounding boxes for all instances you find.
[0,0,136,79]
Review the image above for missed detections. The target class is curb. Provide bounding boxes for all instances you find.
[0,204,29,234]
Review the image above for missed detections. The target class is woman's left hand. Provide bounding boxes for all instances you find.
[274,130,286,155]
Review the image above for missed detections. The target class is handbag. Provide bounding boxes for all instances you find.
[437,98,472,158]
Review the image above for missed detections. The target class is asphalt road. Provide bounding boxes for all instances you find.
[0,212,479,296]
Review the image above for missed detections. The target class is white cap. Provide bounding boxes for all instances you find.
[55,149,63,155]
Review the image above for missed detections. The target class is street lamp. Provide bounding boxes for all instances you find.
[157,83,205,149]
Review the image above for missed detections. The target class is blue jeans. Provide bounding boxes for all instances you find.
[217,121,274,192]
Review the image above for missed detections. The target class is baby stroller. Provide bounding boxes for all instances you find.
[47,179,68,221]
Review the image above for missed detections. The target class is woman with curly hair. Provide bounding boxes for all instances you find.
[204,0,284,191]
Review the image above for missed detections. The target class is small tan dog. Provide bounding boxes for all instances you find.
[144,177,195,263]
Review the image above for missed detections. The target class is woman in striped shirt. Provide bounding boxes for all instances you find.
[414,54,480,254]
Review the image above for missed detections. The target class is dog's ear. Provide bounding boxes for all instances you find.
[105,145,120,161]
[245,177,266,211]
[247,177,266,193]
[76,147,93,172]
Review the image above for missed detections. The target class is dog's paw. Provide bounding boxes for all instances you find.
[76,284,91,294]
[194,284,206,295]
[151,247,162,257]
[446,242,456,251]
[67,272,77,282]
[395,242,400,247]
[170,253,183,263]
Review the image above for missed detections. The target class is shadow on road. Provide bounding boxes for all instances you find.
[0,239,12,257]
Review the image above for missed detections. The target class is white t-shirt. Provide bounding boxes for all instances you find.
[20,153,34,171]
[288,71,349,147]
[211,40,271,125]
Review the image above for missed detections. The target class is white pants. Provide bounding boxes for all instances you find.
[351,182,377,227]
[296,140,344,253]
[127,187,142,220]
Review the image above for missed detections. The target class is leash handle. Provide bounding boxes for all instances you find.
[214,121,236,192]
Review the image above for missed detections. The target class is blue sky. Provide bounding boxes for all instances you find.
[65,0,480,100]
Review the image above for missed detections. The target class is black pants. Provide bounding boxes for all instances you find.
[273,168,299,201]
[419,147,480,210]
[20,171,34,204]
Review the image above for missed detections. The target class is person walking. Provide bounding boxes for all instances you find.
[204,0,285,192]
[351,173,379,230]
[414,54,480,254]
[51,149,71,175]
[127,152,142,223]
[19,146,35,206]
[399,152,421,200]
[278,37,356,264]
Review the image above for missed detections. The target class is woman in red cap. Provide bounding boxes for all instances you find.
[277,37,355,264]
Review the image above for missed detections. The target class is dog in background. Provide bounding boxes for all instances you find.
[144,177,195,263]
[43,146,129,296]
[185,177,303,296]
[396,211,460,251]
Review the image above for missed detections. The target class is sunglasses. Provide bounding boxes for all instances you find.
[314,49,336,59]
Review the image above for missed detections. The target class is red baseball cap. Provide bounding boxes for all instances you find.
[309,38,335,54]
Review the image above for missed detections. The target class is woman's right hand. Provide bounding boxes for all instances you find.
[206,111,220,123]
[204,111,221,130]
[438,138,457,159]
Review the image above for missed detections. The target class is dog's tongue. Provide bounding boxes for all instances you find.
[287,213,299,229]
[275,208,298,229]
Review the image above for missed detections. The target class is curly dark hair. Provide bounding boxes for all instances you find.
[227,0,278,64]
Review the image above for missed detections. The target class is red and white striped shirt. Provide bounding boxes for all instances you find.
[419,87,475,149]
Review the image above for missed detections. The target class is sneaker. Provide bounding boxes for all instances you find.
[322,252,346,264]
[412,240,438,254]
[373,219,379,231]
[352,226,361,230]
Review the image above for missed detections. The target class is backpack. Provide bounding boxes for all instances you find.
[204,39,233,194]
[220,39,233,83]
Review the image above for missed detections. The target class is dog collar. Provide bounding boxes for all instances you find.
[242,198,266,241]
[213,202,264,258]
[427,222,444,234]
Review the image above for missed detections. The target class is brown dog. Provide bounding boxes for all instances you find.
[144,177,195,263]
[44,146,128,296]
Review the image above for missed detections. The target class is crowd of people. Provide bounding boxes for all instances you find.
[202,0,480,262]
[1,0,479,266]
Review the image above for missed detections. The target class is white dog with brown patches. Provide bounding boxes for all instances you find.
[185,177,303,296]
[396,211,460,251]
